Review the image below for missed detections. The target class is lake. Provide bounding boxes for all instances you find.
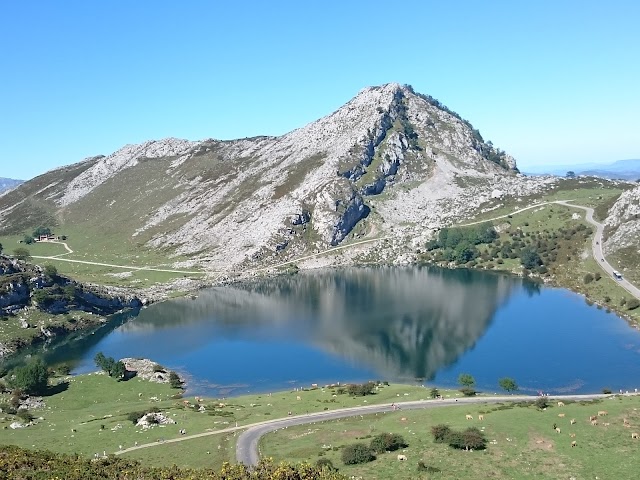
[14,266,640,397]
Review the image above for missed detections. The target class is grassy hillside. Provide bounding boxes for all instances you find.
[262,395,640,479]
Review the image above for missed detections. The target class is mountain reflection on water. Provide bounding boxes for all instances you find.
[119,267,527,381]
[13,266,640,396]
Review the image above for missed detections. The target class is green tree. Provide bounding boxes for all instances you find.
[458,373,475,388]
[43,265,58,280]
[628,298,640,310]
[369,433,407,453]
[13,247,31,261]
[458,427,487,450]
[168,371,183,389]
[431,424,452,443]
[498,377,518,393]
[0,242,3,254]
[111,361,126,380]
[8,358,49,395]
[32,226,52,238]
[520,248,542,269]
[23,235,34,245]
[566,171,576,178]
[429,387,440,399]
[94,352,116,376]
[341,443,375,465]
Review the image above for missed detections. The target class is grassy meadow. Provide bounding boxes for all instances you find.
[261,395,640,480]
[0,371,461,468]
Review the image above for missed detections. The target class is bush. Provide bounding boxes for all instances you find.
[9,358,49,395]
[627,298,640,311]
[584,273,594,284]
[369,433,407,453]
[534,396,550,409]
[431,424,452,443]
[152,364,165,373]
[458,427,487,450]
[169,371,183,389]
[602,388,612,394]
[460,387,477,397]
[346,382,376,396]
[429,387,439,399]
[594,272,601,281]
[341,443,375,465]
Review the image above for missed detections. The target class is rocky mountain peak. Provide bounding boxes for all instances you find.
[0,83,550,275]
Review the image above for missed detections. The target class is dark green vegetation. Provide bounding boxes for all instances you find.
[498,377,518,393]
[94,351,126,380]
[431,424,487,450]
[341,443,376,465]
[5,357,50,395]
[426,223,498,264]
[0,446,348,480]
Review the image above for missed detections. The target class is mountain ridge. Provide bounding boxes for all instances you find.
[0,83,553,274]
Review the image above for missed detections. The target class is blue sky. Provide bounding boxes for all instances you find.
[1,0,638,179]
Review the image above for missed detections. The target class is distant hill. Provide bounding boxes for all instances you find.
[0,177,23,193]
[526,159,640,180]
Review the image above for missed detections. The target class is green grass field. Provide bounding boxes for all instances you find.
[261,395,640,479]
[0,371,460,468]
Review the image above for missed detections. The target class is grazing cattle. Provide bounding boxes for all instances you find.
[570,419,576,425]
[555,427,561,434]
[400,417,407,422]
[397,454,407,461]
[466,414,473,420]
[603,422,610,426]
[598,410,608,416]
[570,433,576,438]
[571,440,577,447]
[296,396,301,401]
[558,413,565,418]
[632,433,639,439]
[589,415,597,422]
[478,415,484,421]
[138,393,142,398]
[591,420,598,426]
[557,401,565,407]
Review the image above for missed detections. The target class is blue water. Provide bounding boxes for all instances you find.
[16,266,640,397]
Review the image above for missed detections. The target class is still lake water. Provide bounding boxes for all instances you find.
[21,266,640,396]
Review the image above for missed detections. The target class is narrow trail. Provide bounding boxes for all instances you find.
[28,200,639,299]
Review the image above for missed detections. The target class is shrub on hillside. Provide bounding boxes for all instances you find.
[431,424,452,443]
[584,273,594,284]
[169,371,183,389]
[341,443,375,465]
[534,396,550,409]
[459,387,477,397]
[8,358,49,395]
[627,298,640,310]
[369,433,407,453]
[346,382,376,396]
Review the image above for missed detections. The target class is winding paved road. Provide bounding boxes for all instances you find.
[556,201,640,300]
[235,393,615,466]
